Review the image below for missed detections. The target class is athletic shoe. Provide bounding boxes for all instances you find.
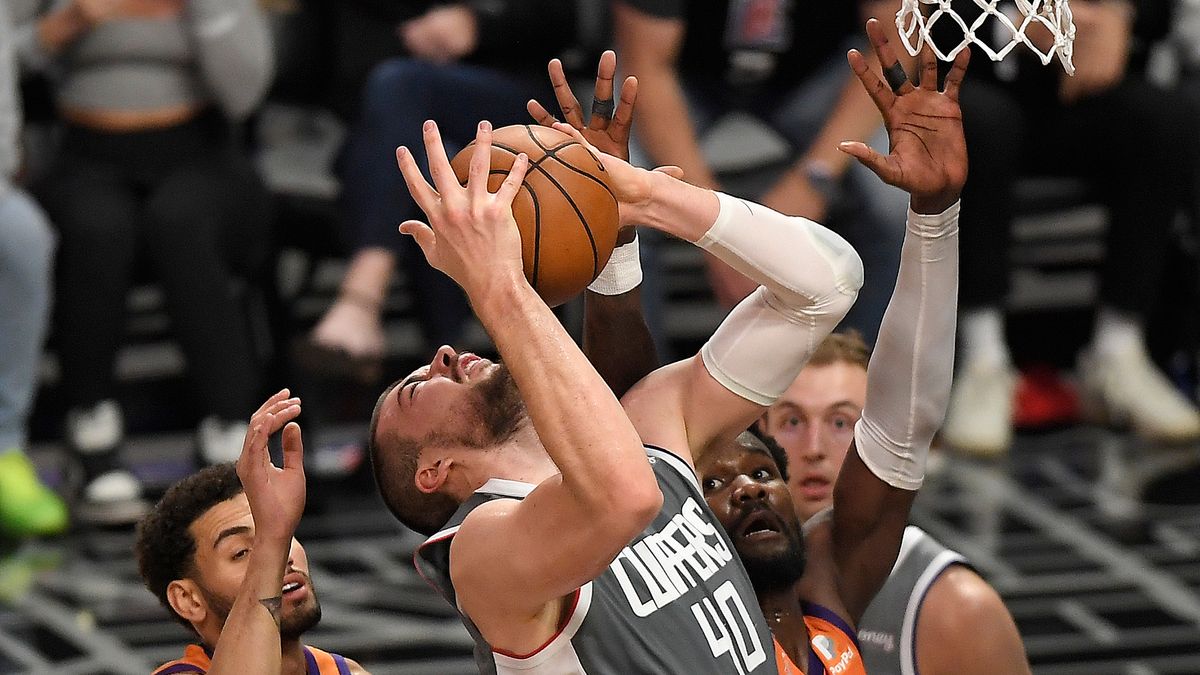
[65,400,147,526]
[941,362,1017,457]
[196,417,247,466]
[1078,345,1200,443]
[0,450,68,538]
[73,469,147,526]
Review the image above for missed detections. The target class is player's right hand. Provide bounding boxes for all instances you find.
[236,389,305,545]
[396,120,531,300]
[840,19,968,215]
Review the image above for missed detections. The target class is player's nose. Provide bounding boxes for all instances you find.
[430,345,457,377]
[731,475,767,503]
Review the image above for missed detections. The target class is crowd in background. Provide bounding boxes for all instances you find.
[2,0,1200,539]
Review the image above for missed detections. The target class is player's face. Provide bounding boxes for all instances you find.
[761,362,867,521]
[188,493,322,639]
[377,345,517,445]
[698,439,806,592]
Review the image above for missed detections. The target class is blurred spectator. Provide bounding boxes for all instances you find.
[11,0,274,523]
[304,1,597,376]
[613,0,909,343]
[0,2,68,538]
[936,0,1200,455]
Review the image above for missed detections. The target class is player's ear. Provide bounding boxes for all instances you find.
[415,452,452,494]
[755,413,770,435]
[167,578,207,625]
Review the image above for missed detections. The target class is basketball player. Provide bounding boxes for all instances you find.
[368,21,960,673]
[579,23,983,672]
[137,390,367,675]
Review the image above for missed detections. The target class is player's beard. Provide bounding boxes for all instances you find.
[464,363,528,448]
[738,518,807,596]
[203,576,323,641]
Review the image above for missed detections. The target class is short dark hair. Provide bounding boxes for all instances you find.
[745,427,790,483]
[368,381,460,536]
[135,463,244,629]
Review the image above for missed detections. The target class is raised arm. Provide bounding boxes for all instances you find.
[205,390,306,675]
[394,122,661,624]
[528,51,660,397]
[829,20,967,621]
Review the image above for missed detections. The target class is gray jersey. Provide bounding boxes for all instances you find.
[416,445,779,675]
[855,526,969,675]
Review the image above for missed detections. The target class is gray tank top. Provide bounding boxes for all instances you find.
[855,526,968,675]
[416,445,780,675]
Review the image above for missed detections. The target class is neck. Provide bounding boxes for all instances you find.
[464,427,559,493]
[281,637,308,675]
[759,582,810,673]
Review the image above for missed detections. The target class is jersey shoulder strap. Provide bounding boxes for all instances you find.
[802,602,867,675]
[304,646,352,675]
[152,644,211,674]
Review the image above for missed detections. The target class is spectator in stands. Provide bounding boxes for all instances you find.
[612,0,909,343]
[938,0,1200,455]
[11,0,274,523]
[303,0,602,376]
[0,2,67,538]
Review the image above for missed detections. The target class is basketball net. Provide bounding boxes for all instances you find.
[896,0,1076,75]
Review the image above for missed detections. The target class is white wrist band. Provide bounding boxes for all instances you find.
[587,234,643,295]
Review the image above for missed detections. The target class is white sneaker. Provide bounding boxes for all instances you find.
[66,400,123,452]
[197,417,247,466]
[941,363,1017,457]
[1078,346,1200,443]
[75,470,147,526]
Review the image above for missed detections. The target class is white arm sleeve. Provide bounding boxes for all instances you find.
[698,192,864,405]
[854,202,960,490]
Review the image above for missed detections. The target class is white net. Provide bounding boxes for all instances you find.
[896,0,1076,74]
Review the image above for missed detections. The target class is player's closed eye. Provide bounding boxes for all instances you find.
[232,548,249,561]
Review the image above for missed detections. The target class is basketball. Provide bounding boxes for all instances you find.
[450,124,620,307]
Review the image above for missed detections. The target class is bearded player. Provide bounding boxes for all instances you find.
[137,390,367,675]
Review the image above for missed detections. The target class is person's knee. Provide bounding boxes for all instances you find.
[0,190,56,273]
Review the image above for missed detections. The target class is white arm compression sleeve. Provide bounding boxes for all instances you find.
[698,193,864,405]
[855,202,960,490]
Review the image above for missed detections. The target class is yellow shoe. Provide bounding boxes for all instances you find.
[0,450,69,538]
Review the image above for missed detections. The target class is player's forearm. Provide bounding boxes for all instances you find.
[472,277,658,510]
[583,289,658,400]
[854,201,959,491]
[205,536,289,675]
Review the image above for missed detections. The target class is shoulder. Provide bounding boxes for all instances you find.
[345,656,371,675]
[916,565,1030,674]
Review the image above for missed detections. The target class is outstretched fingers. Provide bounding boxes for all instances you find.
[396,146,439,214]
[549,58,585,128]
[848,49,894,116]
[467,121,494,201]
[919,42,938,91]
[942,48,970,101]
[609,76,638,147]
[422,121,461,199]
[281,422,305,474]
[527,98,557,127]
[588,50,617,130]
[839,140,900,185]
[866,18,914,95]
[494,153,529,206]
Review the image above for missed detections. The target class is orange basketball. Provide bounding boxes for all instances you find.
[451,124,620,307]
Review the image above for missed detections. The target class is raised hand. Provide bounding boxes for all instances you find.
[528,51,638,162]
[841,18,969,214]
[235,389,306,544]
[395,121,530,300]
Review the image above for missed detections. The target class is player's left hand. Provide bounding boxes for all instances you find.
[236,389,306,545]
[396,121,530,300]
[840,19,968,215]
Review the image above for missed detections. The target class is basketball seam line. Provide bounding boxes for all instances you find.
[523,127,603,277]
